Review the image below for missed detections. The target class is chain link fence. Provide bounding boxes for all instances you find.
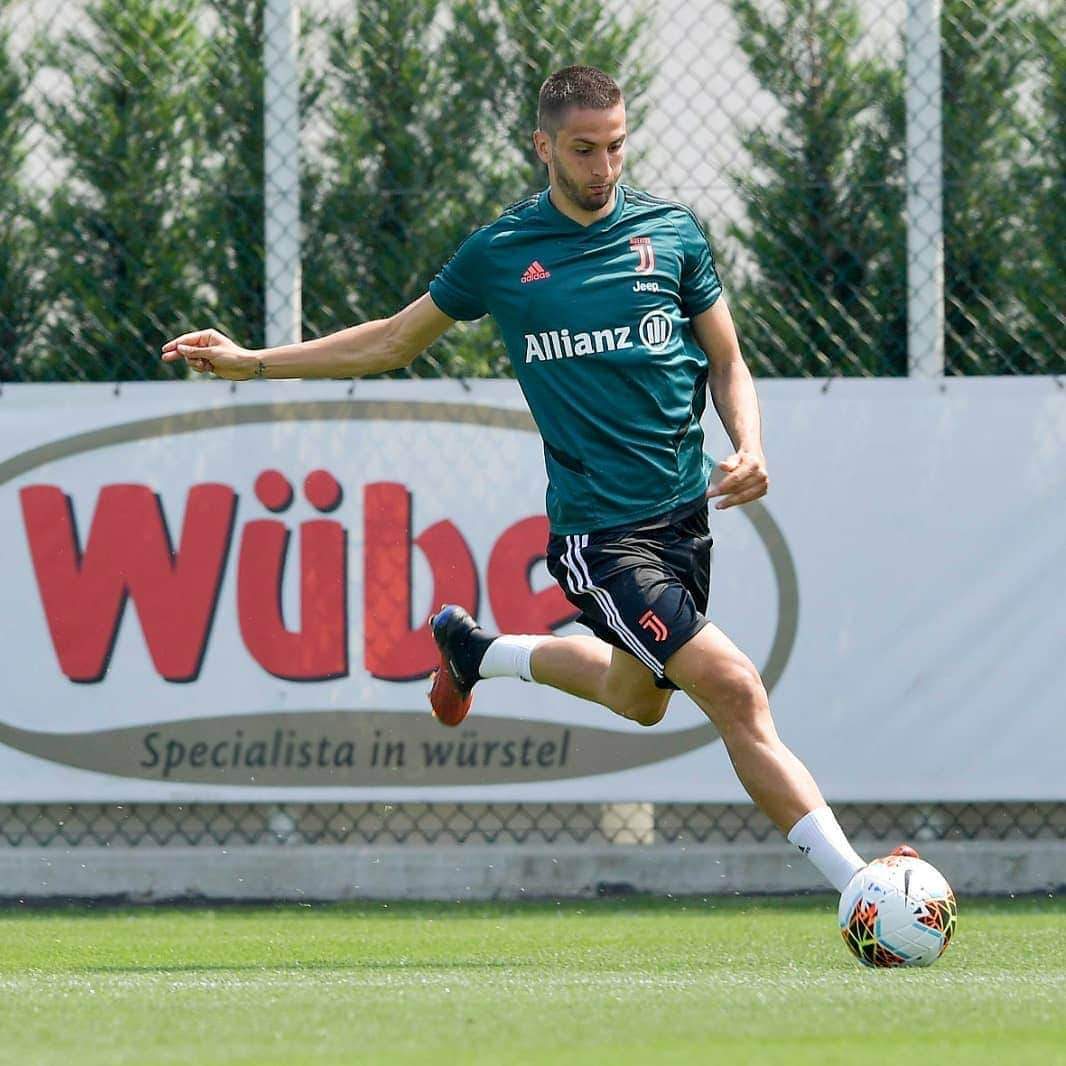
[3,801,1065,849]
[0,0,1062,382]
[0,0,1063,883]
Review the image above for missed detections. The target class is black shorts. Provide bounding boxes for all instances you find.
[545,502,712,690]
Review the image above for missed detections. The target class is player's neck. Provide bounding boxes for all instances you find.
[547,185,617,227]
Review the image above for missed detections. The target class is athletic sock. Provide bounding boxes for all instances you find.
[478,635,545,683]
[787,805,866,892]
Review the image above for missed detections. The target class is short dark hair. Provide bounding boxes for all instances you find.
[537,65,623,137]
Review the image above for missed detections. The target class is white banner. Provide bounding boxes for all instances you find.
[0,377,1062,802]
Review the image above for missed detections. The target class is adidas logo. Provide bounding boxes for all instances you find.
[520,260,551,284]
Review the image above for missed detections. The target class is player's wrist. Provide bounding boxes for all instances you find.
[732,445,765,465]
[244,351,269,380]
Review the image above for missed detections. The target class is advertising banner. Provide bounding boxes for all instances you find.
[0,376,1062,802]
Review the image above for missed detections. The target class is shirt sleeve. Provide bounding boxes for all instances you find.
[676,209,723,318]
[428,228,489,321]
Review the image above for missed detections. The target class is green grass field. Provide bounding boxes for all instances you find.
[1,896,1063,1066]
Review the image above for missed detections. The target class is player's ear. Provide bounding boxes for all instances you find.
[532,129,552,166]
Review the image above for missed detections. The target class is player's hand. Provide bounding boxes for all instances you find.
[161,329,257,380]
[707,450,769,510]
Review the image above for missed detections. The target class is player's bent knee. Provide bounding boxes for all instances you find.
[675,654,768,729]
[689,656,763,701]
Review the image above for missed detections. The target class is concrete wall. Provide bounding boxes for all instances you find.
[2,841,1062,903]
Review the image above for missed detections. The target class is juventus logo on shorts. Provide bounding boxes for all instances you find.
[639,609,669,642]
[630,236,656,274]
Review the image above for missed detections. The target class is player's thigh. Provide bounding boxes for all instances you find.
[663,622,769,730]
[602,645,673,725]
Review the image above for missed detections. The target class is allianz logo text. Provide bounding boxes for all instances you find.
[524,326,632,363]
[523,310,675,363]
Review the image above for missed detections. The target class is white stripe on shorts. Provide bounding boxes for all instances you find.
[561,534,664,675]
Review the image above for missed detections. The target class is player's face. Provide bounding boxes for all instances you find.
[536,103,627,221]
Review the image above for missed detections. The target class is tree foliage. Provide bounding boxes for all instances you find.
[197,0,267,350]
[301,0,652,378]
[725,0,907,376]
[300,0,509,375]
[725,0,1061,377]
[942,0,1064,374]
[5,0,1057,382]
[0,14,41,380]
[492,0,654,198]
[1022,5,1066,374]
[35,0,207,380]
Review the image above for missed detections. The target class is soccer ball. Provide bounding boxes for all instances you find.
[838,854,957,968]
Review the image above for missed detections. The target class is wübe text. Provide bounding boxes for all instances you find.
[19,474,578,685]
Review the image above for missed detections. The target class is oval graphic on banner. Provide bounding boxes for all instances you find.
[0,712,718,787]
[0,399,798,787]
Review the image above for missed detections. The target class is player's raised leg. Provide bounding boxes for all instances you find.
[664,622,865,890]
[429,605,670,728]
[428,603,867,892]
[529,639,672,727]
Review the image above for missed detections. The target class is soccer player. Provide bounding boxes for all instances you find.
[163,65,870,893]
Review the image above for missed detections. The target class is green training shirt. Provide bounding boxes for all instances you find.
[428,185,722,534]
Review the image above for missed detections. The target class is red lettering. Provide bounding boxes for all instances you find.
[363,482,477,681]
[19,483,236,683]
[487,516,577,633]
[22,475,570,688]
[237,519,348,680]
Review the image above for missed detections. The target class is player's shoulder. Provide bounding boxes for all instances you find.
[498,191,543,222]
[443,193,542,266]
[472,192,543,239]
[621,185,708,236]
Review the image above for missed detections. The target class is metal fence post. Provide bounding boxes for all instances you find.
[905,0,945,378]
[264,0,302,348]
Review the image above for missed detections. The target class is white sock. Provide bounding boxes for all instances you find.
[477,635,545,683]
[787,806,866,892]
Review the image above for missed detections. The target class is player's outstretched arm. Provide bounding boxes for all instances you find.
[692,297,769,510]
[161,294,455,381]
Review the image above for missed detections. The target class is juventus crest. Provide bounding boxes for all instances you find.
[630,236,656,273]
